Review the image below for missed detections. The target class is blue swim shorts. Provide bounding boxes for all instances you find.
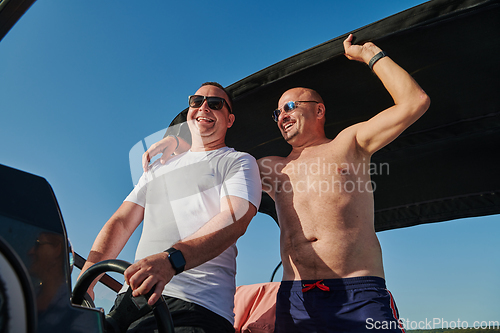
[275,276,405,333]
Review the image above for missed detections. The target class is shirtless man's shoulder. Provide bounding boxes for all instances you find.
[258,123,366,173]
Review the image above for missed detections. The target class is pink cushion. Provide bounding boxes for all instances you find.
[233,282,280,333]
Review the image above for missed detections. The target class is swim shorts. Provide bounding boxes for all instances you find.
[275,276,405,333]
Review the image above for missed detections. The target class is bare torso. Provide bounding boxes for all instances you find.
[259,125,385,281]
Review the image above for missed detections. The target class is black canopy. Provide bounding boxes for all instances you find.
[168,0,500,231]
[0,0,35,42]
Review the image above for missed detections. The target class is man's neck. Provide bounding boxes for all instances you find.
[190,138,227,152]
[289,136,330,155]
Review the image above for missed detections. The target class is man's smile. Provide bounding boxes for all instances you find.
[196,116,215,123]
[282,120,295,132]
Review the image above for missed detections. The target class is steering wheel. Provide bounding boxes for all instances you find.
[72,259,174,333]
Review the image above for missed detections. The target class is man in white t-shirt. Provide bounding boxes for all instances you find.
[78,82,262,332]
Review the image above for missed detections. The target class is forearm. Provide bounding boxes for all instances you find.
[123,197,256,304]
[126,200,249,305]
[356,57,430,153]
[77,225,127,295]
[371,56,429,114]
[174,201,256,270]
[142,135,191,171]
[343,34,429,115]
[80,220,130,272]
[163,135,191,155]
[175,136,190,154]
[78,202,143,289]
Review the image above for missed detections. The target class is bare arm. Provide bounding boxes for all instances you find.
[142,135,191,172]
[123,196,257,305]
[343,34,431,155]
[77,201,144,299]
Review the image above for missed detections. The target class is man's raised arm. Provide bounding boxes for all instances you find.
[343,34,430,155]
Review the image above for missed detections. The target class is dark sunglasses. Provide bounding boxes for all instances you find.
[272,101,319,122]
[188,95,232,113]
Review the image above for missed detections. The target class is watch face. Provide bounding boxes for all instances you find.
[169,250,186,273]
[170,251,184,265]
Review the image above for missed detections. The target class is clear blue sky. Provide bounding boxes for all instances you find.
[1,0,498,329]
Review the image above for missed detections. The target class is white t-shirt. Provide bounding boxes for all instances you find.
[123,147,261,324]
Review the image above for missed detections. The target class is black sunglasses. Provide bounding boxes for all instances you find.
[272,101,319,122]
[188,95,232,113]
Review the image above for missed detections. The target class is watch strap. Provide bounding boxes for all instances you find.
[368,51,387,70]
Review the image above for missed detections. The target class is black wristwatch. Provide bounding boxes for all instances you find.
[164,247,186,275]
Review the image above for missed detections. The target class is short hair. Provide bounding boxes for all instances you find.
[201,82,233,113]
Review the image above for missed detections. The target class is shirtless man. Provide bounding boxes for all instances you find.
[259,35,430,332]
[144,35,430,332]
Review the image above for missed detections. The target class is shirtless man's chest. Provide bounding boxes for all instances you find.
[260,134,384,281]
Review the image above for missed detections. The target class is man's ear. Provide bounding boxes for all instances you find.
[317,103,326,119]
[227,113,235,128]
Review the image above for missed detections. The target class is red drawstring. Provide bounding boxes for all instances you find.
[302,280,330,292]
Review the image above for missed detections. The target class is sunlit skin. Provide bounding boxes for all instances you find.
[140,85,235,169]
[258,34,430,281]
[141,34,430,284]
[260,87,386,281]
[277,90,326,146]
[186,85,235,152]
